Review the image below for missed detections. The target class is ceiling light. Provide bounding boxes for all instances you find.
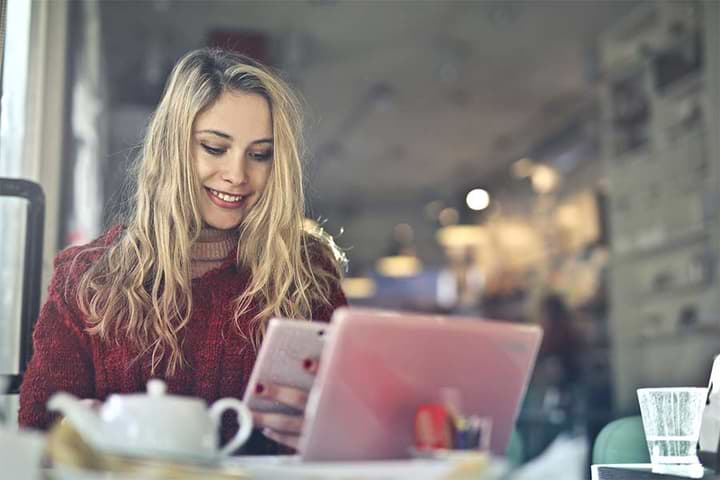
[531,165,561,194]
[438,208,459,226]
[466,189,490,211]
[512,158,535,178]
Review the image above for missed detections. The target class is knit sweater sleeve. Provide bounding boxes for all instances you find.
[18,247,97,431]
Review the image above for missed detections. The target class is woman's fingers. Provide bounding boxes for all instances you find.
[250,368,320,450]
[261,428,300,450]
[255,383,308,411]
[252,411,304,434]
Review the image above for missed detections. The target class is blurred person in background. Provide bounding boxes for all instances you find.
[537,293,582,392]
[18,48,346,453]
[518,292,585,460]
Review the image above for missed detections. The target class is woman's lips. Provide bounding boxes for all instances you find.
[205,187,247,209]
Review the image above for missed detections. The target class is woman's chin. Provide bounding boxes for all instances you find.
[202,218,243,231]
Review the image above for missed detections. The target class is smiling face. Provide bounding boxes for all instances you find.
[193,91,273,230]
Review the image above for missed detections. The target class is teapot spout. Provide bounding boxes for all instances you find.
[47,392,102,447]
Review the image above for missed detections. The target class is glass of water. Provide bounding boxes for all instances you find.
[637,387,708,465]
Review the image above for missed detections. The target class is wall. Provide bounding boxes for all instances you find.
[600,0,720,411]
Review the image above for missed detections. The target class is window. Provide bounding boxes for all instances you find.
[0,0,33,422]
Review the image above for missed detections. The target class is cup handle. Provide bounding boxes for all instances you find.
[209,398,254,457]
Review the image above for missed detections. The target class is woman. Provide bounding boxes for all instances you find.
[18,48,347,453]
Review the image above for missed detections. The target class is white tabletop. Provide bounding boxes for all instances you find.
[45,455,508,480]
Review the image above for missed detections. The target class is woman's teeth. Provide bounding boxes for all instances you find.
[211,189,243,202]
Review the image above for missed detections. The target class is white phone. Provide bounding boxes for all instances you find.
[699,354,720,468]
[243,318,330,415]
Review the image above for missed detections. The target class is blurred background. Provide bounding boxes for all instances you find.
[1,0,719,475]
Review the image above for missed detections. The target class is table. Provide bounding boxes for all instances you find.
[44,455,509,480]
[592,464,719,480]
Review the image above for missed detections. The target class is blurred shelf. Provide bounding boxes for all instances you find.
[630,326,720,346]
[611,229,707,263]
[636,283,711,302]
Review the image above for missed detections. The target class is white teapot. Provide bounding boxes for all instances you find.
[48,379,253,463]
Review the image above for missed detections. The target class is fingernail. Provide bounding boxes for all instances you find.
[303,358,314,370]
[255,383,265,395]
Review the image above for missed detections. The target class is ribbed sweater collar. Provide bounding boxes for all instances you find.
[190,227,239,262]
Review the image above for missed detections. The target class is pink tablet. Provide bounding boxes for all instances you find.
[243,318,329,415]
[299,307,542,461]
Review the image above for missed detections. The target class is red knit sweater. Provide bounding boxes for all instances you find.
[18,226,347,437]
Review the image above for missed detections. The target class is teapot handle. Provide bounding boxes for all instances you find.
[209,398,253,457]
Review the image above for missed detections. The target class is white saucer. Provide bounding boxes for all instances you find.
[99,446,220,467]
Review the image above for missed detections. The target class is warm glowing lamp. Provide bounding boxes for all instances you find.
[465,189,490,211]
[375,255,423,278]
[436,225,486,249]
[341,277,377,299]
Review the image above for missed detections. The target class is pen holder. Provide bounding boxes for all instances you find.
[410,403,492,459]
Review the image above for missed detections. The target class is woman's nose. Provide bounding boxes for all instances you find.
[222,157,247,185]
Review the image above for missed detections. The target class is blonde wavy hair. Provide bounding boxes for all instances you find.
[76,48,341,376]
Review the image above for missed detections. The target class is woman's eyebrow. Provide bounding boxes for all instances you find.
[195,129,233,140]
[195,130,272,146]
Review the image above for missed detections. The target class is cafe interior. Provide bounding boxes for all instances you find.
[1,0,720,478]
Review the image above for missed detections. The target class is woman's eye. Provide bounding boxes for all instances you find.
[250,150,273,162]
[201,143,226,156]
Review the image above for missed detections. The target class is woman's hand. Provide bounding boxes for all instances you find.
[251,358,319,451]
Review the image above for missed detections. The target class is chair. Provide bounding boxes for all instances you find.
[0,178,45,394]
[506,428,524,466]
[592,416,650,465]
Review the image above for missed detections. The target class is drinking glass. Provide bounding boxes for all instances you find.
[637,387,708,465]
